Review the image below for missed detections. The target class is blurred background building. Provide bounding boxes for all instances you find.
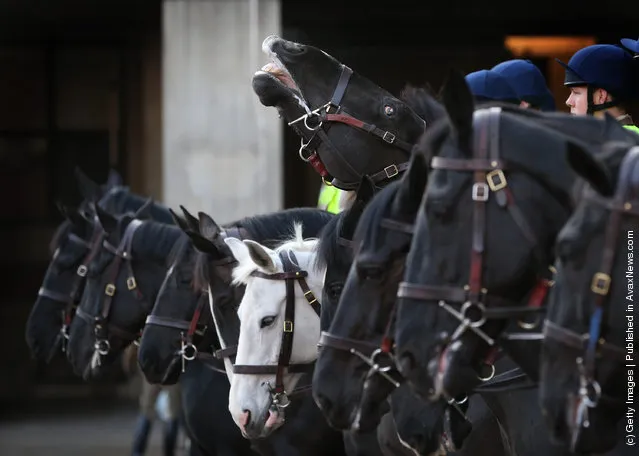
[0,0,636,406]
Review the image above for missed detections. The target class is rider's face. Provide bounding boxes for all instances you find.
[565,86,588,115]
[565,86,609,116]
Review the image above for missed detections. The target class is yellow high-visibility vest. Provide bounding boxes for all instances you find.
[623,124,639,135]
[318,183,343,214]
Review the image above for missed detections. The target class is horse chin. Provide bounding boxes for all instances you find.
[436,345,479,400]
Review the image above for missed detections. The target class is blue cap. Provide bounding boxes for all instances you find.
[620,37,639,56]
[464,69,520,103]
[556,44,638,100]
[491,59,556,111]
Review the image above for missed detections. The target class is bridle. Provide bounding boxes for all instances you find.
[76,219,146,367]
[38,219,106,359]
[318,218,415,389]
[543,146,638,450]
[287,64,422,190]
[144,233,239,376]
[232,250,321,411]
[396,107,563,377]
[142,226,250,377]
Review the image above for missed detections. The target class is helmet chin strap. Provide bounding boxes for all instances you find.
[586,86,619,115]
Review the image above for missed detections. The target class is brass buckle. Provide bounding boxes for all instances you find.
[283,320,294,333]
[590,273,611,295]
[486,169,507,192]
[127,277,137,290]
[105,284,116,296]
[304,290,317,305]
[384,165,399,178]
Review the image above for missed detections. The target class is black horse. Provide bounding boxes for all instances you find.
[314,153,507,456]
[253,35,441,190]
[394,70,636,400]
[541,142,638,454]
[65,202,180,379]
[25,168,172,363]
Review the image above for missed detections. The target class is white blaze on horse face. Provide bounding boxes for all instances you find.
[223,232,324,434]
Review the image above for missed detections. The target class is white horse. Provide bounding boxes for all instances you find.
[223,223,324,438]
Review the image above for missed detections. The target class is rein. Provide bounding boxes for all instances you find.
[232,250,321,409]
[543,146,639,449]
[288,64,420,190]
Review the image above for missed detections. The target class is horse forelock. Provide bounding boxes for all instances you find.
[231,222,321,287]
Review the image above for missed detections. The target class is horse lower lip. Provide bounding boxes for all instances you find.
[259,62,297,90]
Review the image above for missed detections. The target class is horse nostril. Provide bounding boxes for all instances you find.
[397,351,416,377]
[240,409,251,431]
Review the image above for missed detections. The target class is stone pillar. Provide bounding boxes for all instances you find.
[162,0,282,222]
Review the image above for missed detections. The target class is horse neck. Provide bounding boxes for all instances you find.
[131,221,184,266]
[99,188,173,224]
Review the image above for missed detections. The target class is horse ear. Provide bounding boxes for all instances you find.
[198,212,222,240]
[169,208,191,233]
[242,240,277,272]
[74,167,103,202]
[106,169,123,187]
[95,205,118,234]
[566,142,615,197]
[134,198,154,219]
[440,69,474,153]
[223,237,251,266]
[185,230,217,254]
[393,148,429,213]
[179,205,200,233]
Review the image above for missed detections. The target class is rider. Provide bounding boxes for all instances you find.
[464,69,521,105]
[556,43,639,134]
[491,59,556,111]
[620,37,639,58]
[317,181,343,214]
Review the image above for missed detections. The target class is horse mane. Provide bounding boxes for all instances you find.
[133,221,185,262]
[234,207,332,246]
[192,207,334,291]
[399,84,446,125]
[315,212,350,271]
[166,234,194,272]
[193,251,211,292]
[352,181,402,247]
[231,222,319,286]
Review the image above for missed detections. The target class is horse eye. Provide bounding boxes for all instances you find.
[328,284,343,300]
[384,105,395,116]
[260,316,276,328]
[357,265,384,282]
